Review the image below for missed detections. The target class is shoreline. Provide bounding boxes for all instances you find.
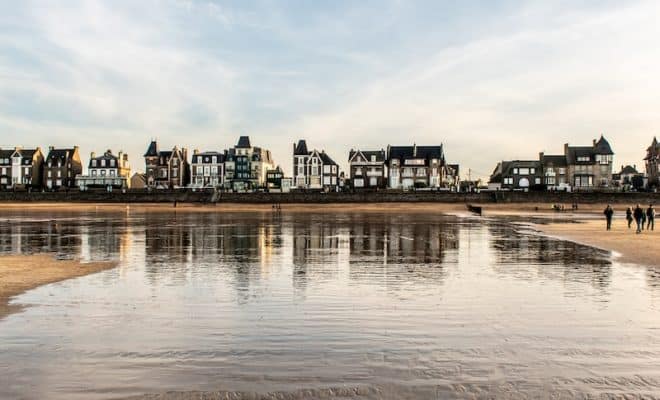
[0,254,117,319]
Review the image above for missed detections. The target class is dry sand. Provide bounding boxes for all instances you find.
[0,254,116,319]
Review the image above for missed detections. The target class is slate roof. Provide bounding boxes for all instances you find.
[499,160,542,176]
[593,135,614,155]
[236,136,251,148]
[0,149,14,164]
[319,151,337,166]
[144,141,159,157]
[192,151,225,164]
[541,154,567,167]
[294,140,309,155]
[388,145,444,162]
[566,146,594,164]
[620,165,639,174]
[645,137,659,160]
[348,149,386,162]
[46,148,76,163]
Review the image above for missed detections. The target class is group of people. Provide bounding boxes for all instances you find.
[603,204,655,233]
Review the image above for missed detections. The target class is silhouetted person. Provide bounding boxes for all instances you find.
[633,204,644,233]
[647,204,655,231]
[603,205,614,230]
[626,207,633,229]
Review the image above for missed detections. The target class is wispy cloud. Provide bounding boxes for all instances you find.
[0,0,658,177]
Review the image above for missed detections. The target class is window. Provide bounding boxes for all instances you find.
[173,169,178,177]
[92,160,97,167]
[503,177,513,185]
[371,155,376,162]
[513,168,519,174]
[101,159,106,167]
[57,170,61,178]
[197,166,203,174]
[110,159,115,167]
[298,166,304,175]
[91,170,97,176]
[24,167,29,175]
[518,168,530,175]
[530,168,535,174]
[546,176,556,185]
[212,156,217,163]
[577,156,590,162]
[535,177,541,185]
[100,170,106,176]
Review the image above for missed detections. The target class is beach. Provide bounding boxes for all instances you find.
[0,254,117,319]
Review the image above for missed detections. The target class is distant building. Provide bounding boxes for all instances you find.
[43,146,83,190]
[144,140,190,189]
[645,137,659,189]
[76,150,131,191]
[292,139,339,191]
[224,136,275,191]
[191,150,225,188]
[564,135,614,190]
[489,160,543,191]
[387,144,452,189]
[347,149,387,189]
[539,153,569,191]
[266,166,291,192]
[130,172,147,190]
[0,147,44,190]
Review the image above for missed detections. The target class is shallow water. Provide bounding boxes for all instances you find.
[0,210,659,399]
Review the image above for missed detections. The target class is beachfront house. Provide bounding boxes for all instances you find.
[292,139,339,191]
[190,150,225,189]
[564,135,614,190]
[347,149,387,189]
[539,153,570,191]
[43,146,83,190]
[645,137,659,190]
[489,160,543,191]
[144,140,190,189]
[0,147,44,191]
[612,165,644,191]
[76,149,131,191]
[224,136,275,191]
[387,144,452,190]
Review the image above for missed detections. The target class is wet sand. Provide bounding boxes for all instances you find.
[537,219,659,266]
[0,254,117,319]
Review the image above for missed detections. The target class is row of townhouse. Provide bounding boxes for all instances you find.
[347,144,459,190]
[489,135,615,191]
[487,135,660,192]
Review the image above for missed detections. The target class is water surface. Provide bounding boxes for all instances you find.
[0,210,658,399]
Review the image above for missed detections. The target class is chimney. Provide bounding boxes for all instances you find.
[49,146,54,152]
[413,143,417,157]
[193,149,199,155]
[293,143,296,154]
[182,147,188,161]
[593,139,597,146]
[90,152,96,159]
[539,152,544,161]
[564,143,569,156]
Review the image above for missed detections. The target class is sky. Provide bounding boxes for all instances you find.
[1,0,659,180]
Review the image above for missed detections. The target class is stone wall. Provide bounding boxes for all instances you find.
[0,189,658,204]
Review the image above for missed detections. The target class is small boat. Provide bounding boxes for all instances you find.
[466,204,482,215]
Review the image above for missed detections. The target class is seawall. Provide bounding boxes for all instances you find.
[0,190,658,204]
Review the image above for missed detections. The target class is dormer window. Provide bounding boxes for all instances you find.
[101,159,106,167]
[91,160,97,167]
[371,155,376,162]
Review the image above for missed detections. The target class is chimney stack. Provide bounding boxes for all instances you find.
[90,152,96,159]
[563,143,569,156]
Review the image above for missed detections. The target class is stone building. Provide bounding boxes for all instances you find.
[43,146,83,190]
[191,150,225,188]
[564,135,614,190]
[292,139,339,191]
[0,147,44,190]
[144,140,190,189]
[645,137,659,189]
[76,149,131,191]
[387,144,453,189]
[224,136,275,191]
[347,149,387,189]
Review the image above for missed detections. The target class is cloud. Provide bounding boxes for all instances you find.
[0,0,658,179]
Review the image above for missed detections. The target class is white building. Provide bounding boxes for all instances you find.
[191,150,225,188]
[292,139,339,191]
[76,150,131,191]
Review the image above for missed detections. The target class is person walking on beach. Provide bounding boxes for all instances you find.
[626,207,633,229]
[647,204,655,231]
[634,204,644,233]
[603,204,614,231]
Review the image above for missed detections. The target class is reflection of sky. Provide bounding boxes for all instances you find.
[0,210,659,399]
[2,1,660,178]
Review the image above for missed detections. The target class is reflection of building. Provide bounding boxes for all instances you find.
[348,149,387,189]
[76,149,131,191]
[0,147,45,190]
[144,140,190,189]
[44,146,83,190]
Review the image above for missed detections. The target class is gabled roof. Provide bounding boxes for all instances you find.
[348,149,386,163]
[319,151,337,166]
[566,146,594,164]
[192,151,225,164]
[500,160,542,176]
[388,144,444,162]
[144,140,159,157]
[236,136,251,148]
[294,140,309,155]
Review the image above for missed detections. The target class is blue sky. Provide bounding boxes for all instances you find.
[1,0,659,178]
